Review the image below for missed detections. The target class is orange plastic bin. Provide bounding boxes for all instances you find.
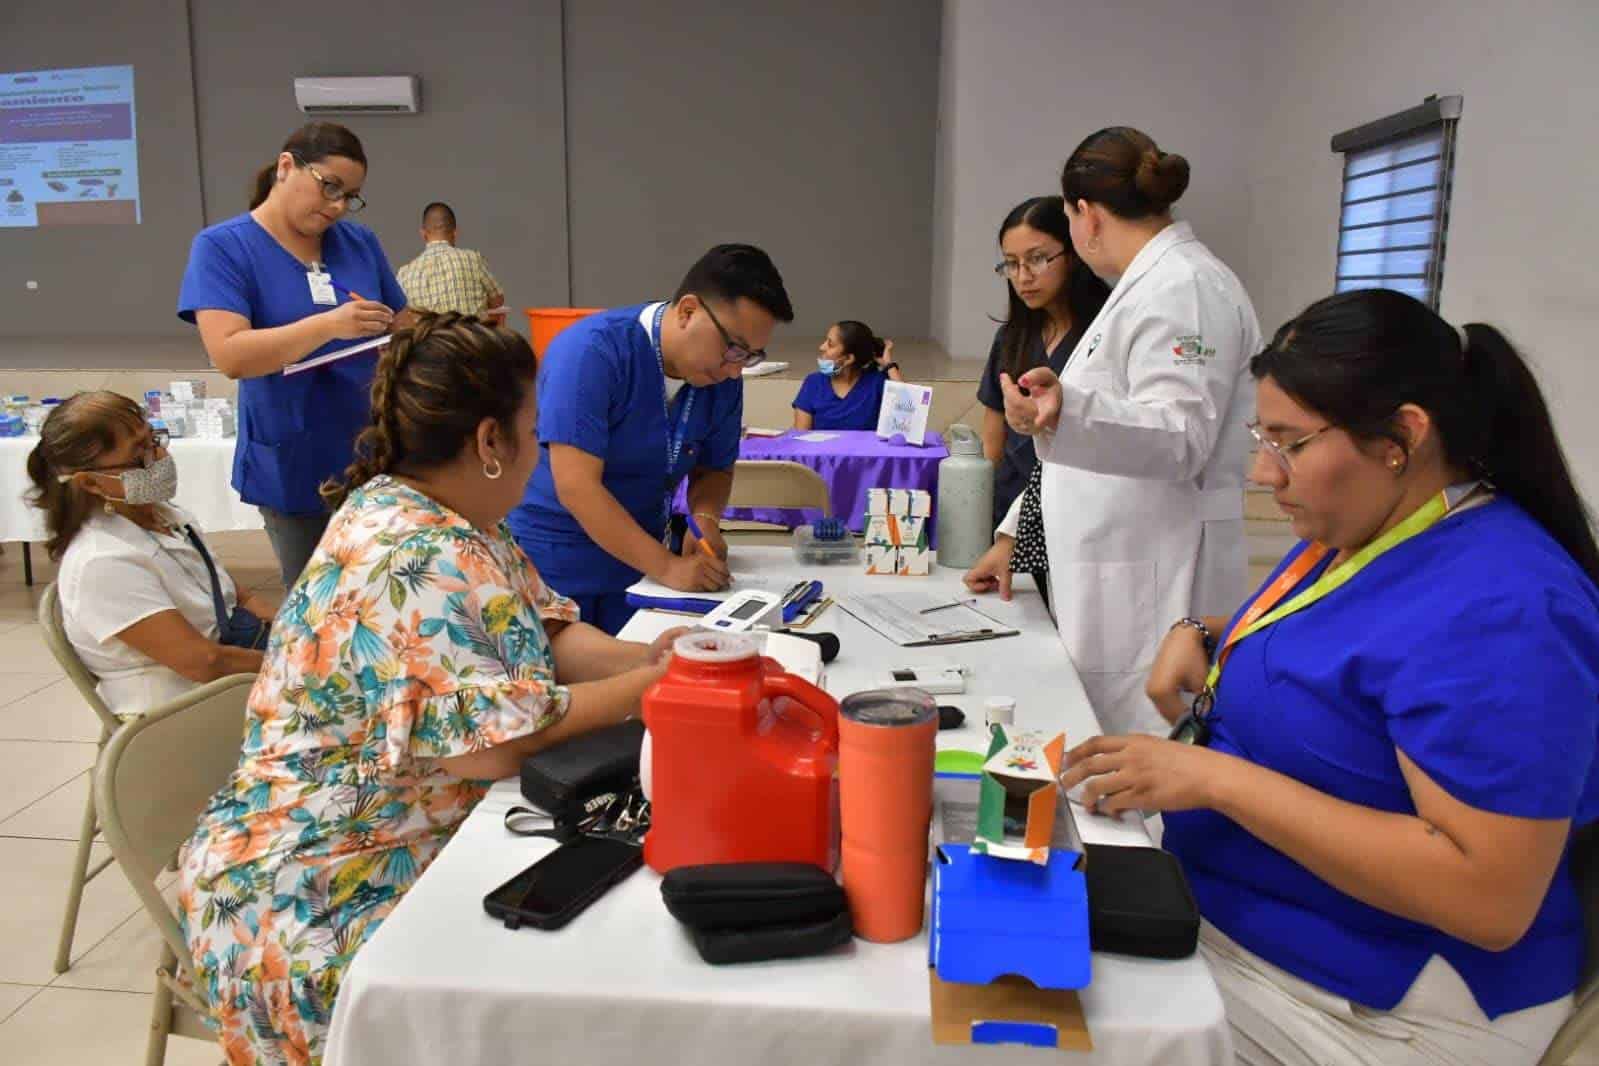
[524,307,603,359]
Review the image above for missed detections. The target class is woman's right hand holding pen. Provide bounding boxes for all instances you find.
[326,291,393,340]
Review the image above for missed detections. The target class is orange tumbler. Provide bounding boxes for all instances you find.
[838,688,939,942]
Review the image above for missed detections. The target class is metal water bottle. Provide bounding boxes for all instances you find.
[935,424,994,569]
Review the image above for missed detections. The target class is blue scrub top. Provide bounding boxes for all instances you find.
[1164,497,1599,1019]
[177,213,407,515]
[792,369,888,432]
[510,303,743,597]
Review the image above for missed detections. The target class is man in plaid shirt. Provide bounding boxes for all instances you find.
[395,202,507,317]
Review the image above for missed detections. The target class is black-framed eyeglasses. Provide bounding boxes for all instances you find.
[698,297,768,368]
[1168,687,1215,747]
[294,156,367,214]
[994,249,1067,279]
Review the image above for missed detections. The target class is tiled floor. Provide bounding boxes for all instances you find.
[0,526,1278,1064]
[0,529,282,1066]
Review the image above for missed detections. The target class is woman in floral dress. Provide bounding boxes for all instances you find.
[178,314,683,1065]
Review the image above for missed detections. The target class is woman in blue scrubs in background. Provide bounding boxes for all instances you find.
[178,122,408,589]
[510,244,794,635]
[791,320,902,431]
[1063,290,1599,1065]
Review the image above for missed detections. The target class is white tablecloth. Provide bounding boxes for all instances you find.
[325,549,1232,1066]
[0,436,262,542]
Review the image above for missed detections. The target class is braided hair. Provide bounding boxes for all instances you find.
[322,312,537,508]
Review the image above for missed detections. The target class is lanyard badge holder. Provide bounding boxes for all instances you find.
[1170,482,1483,748]
[652,302,698,543]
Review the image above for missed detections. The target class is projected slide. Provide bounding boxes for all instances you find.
[0,65,140,227]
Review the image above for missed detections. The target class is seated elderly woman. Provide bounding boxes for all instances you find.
[178,314,687,1066]
[1062,289,1599,1066]
[26,392,275,715]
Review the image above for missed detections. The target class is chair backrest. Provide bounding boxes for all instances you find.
[93,674,254,974]
[1537,822,1599,1065]
[38,582,121,734]
[727,460,832,516]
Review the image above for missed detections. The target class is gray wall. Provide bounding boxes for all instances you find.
[0,0,942,367]
[564,0,941,336]
[0,0,206,341]
[188,0,569,326]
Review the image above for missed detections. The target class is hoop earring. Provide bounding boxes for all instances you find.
[483,458,504,481]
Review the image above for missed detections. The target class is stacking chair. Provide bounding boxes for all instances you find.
[725,460,832,517]
[1539,821,1599,1064]
[94,674,254,1066]
[37,582,126,973]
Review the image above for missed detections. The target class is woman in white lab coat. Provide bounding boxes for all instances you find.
[965,127,1260,735]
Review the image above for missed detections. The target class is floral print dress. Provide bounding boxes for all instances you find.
[178,476,578,1065]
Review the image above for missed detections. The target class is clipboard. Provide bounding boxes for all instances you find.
[836,593,1019,647]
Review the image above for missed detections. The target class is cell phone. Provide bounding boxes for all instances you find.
[483,835,643,931]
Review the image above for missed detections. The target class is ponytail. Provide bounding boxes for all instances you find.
[834,320,886,374]
[1457,323,1599,585]
[1253,289,1599,588]
[249,164,277,210]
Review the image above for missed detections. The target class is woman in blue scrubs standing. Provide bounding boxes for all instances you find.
[1063,290,1599,1065]
[178,122,408,588]
[511,244,794,635]
[791,320,902,432]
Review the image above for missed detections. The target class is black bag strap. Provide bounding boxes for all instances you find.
[182,524,232,638]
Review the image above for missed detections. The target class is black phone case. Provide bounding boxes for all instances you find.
[1084,843,1200,959]
[483,838,643,931]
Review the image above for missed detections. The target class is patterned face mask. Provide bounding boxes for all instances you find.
[64,452,180,505]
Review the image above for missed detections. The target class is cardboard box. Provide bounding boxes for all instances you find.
[864,489,933,576]
[929,970,1091,1051]
[972,727,1066,865]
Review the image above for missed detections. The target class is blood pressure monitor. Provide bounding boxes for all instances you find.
[699,589,785,633]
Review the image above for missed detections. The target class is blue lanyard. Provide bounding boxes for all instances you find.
[651,302,697,477]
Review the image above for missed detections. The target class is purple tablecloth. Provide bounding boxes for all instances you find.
[674,429,948,531]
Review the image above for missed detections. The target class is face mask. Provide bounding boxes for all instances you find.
[111,453,179,505]
[817,358,839,377]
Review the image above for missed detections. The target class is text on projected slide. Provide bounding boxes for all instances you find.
[0,65,141,228]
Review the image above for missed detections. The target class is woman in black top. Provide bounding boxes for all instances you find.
[975,196,1109,603]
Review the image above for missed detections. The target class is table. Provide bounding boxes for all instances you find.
[677,429,949,531]
[0,436,262,584]
[325,549,1231,1066]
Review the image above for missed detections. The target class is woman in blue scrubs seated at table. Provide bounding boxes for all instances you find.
[1061,289,1599,1066]
[509,244,795,635]
[178,122,408,590]
[791,320,903,432]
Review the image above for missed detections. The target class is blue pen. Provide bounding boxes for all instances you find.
[683,513,718,559]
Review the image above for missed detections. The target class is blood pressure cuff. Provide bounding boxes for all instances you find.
[689,911,854,966]
[518,719,645,834]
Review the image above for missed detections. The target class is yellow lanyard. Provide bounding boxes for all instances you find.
[1204,484,1479,695]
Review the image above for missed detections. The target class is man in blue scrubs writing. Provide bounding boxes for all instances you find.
[510,244,795,635]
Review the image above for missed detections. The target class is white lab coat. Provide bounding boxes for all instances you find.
[998,221,1259,735]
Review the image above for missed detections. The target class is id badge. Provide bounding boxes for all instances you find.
[307,270,337,306]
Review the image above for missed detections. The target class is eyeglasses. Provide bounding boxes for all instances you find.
[294,156,367,214]
[1168,688,1215,746]
[994,249,1067,279]
[59,427,169,480]
[1248,420,1334,474]
[698,297,768,368]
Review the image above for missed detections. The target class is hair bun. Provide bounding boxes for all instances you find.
[1134,149,1190,210]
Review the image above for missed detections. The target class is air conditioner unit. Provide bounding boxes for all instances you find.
[294,76,421,115]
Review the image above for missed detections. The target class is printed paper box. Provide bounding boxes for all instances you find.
[864,489,932,576]
[972,727,1068,865]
